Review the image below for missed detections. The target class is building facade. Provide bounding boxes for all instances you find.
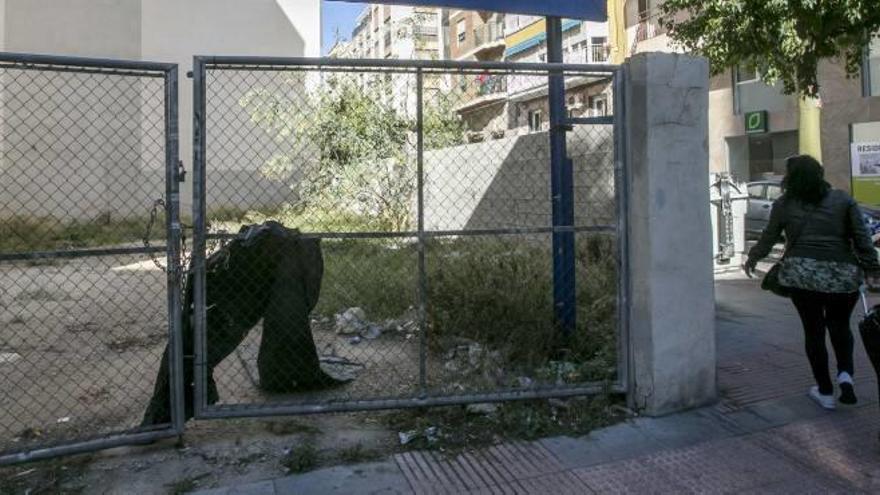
[346,4,442,61]
[622,0,880,203]
[504,16,611,135]
[444,10,508,142]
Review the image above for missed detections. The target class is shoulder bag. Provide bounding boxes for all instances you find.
[761,204,816,298]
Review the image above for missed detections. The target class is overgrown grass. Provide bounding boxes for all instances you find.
[0,214,165,252]
[313,235,618,379]
[210,205,394,234]
[316,240,418,320]
[208,207,618,378]
[281,442,319,473]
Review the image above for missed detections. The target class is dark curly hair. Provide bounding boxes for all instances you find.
[783,155,829,205]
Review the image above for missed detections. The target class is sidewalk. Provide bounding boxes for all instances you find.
[194,279,880,494]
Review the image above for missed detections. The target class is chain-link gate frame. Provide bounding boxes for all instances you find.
[191,56,629,419]
[0,53,183,465]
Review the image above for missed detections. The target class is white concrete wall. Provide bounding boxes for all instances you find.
[0,0,150,222]
[423,126,616,231]
[141,0,320,215]
[4,0,141,58]
[0,0,321,220]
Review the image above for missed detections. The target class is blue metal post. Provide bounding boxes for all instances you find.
[546,16,576,336]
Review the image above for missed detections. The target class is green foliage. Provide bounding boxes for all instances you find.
[240,74,465,231]
[661,0,880,96]
[281,443,319,473]
[316,239,418,320]
[313,236,618,378]
[426,236,617,374]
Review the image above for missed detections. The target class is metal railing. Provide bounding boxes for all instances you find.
[473,22,504,48]
[191,56,627,419]
[0,52,182,465]
[635,11,666,43]
[591,45,610,63]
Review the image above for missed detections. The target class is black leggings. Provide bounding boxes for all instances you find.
[790,289,859,395]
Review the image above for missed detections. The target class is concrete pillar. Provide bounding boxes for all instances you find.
[624,52,716,416]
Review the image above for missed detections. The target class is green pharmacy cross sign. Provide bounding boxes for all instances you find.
[745,111,768,134]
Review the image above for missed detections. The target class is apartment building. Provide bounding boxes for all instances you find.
[346,4,442,61]
[504,16,611,135]
[445,10,508,142]
[623,0,880,204]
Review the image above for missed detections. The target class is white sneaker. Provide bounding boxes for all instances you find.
[808,386,836,410]
[838,372,858,405]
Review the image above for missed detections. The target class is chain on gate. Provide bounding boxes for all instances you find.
[143,197,231,278]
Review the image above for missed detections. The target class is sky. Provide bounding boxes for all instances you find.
[322,1,368,55]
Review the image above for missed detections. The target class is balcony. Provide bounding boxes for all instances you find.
[476,74,506,96]
[568,45,610,64]
[454,74,508,113]
[473,22,503,48]
[413,25,439,37]
[591,45,609,63]
[635,11,666,42]
[456,21,505,60]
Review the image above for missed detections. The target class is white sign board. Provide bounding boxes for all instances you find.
[851,142,880,178]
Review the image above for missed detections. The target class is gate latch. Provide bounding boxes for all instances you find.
[178,160,187,183]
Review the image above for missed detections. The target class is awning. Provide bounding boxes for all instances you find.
[504,19,581,58]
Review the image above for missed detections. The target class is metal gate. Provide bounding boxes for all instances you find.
[0,53,183,464]
[0,52,626,464]
[191,56,628,418]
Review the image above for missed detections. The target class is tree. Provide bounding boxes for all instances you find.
[660,0,880,160]
[241,73,465,231]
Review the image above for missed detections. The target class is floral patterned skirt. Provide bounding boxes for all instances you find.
[778,256,861,294]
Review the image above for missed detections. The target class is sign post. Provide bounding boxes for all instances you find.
[546,17,577,338]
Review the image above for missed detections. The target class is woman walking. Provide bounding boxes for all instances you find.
[744,155,880,410]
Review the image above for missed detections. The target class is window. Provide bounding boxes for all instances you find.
[747,184,765,200]
[867,35,880,96]
[638,0,652,19]
[588,95,608,117]
[735,63,760,84]
[528,110,543,132]
[457,19,467,43]
[767,185,783,201]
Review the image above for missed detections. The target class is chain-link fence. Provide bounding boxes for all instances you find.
[0,53,182,464]
[191,57,626,417]
[0,52,625,464]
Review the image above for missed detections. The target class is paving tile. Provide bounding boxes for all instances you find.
[273,461,412,495]
[572,457,692,494]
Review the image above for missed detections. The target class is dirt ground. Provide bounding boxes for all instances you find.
[0,255,170,455]
[0,413,401,494]
[0,253,426,493]
[0,253,430,456]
